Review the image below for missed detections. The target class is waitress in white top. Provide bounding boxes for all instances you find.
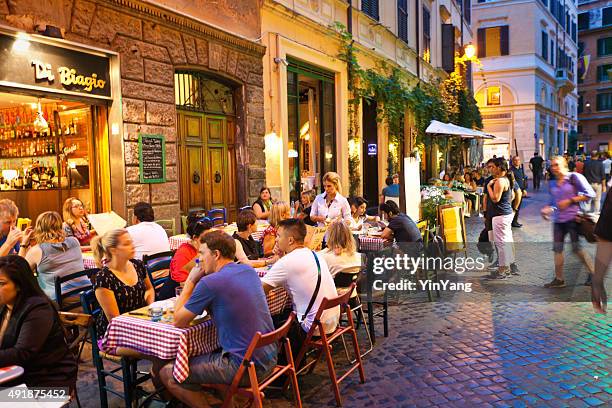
[310,172,352,227]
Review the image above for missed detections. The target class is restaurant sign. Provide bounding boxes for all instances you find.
[0,33,111,99]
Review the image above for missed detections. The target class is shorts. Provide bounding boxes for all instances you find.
[553,222,581,254]
[179,350,275,389]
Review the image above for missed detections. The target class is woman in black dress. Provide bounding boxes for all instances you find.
[0,255,76,388]
[92,229,155,339]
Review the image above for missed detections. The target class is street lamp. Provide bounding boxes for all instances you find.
[464,43,476,60]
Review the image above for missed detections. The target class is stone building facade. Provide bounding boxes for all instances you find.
[0,0,266,226]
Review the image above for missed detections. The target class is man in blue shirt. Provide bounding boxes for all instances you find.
[0,199,21,257]
[158,230,277,407]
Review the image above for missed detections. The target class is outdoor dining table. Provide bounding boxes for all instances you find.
[100,275,289,383]
[0,365,24,385]
[169,226,265,250]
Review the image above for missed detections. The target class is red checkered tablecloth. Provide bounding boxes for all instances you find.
[0,365,24,385]
[82,253,96,269]
[101,286,288,383]
[358,236,392,252]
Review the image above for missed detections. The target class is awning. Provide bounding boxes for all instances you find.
[426,120,495,139]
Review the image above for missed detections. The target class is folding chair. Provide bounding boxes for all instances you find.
[334,267,373,362]
[202,313,302,408]
[54,269,97,311]
[416,220,439,301]
[59,311,93,407]
[155,219,176,237]
[207,208,227,227]
[293,283,366,406]
[80,290,152,408]
[142,251,174,298]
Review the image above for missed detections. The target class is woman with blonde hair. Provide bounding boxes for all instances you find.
[91,229,154,337]
[17,211,84,301]
[261,201,291,256]
[310,172,352,227]
[62,197,95,247]
[318,221,361,276]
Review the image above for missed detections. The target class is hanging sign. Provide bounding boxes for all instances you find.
[367,143,378,156]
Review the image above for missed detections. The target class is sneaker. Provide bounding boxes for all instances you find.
[485,270,508,280]
[511,222,522,228]
[510,263,520,276]
[544,278,566,288]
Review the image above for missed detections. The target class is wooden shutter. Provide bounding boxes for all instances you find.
[441,24,455,73]
[541,32,548,60]
[398,0,408,43]
[362,0,379,20]
[477,28,486,58]
[500,26,509,56]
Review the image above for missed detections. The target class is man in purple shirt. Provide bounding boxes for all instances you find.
[541,156,596,288]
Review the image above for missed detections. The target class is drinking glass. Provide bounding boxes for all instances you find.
[149,306,163,322]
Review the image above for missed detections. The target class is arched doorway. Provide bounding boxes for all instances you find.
[175,71,237,220]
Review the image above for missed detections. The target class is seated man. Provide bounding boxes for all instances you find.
[261,218,339,354]
[126,202,171,260]
[0,199,22,257]
[158,231,277,407]
[379,201,423,255]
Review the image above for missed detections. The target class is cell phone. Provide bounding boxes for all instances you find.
[20,223,28,231]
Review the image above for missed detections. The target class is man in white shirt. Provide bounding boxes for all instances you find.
[261,218,339,351]
[126,202,171,260]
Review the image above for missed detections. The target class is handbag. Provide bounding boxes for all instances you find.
[575,213,597,243]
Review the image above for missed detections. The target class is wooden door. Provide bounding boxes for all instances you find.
[177,111,236,221]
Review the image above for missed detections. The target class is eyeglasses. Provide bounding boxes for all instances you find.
[72,204,84,209]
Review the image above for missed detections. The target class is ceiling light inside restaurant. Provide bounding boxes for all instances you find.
[288,149,298,158]
[33,100,49,132]
[12,32,30,53]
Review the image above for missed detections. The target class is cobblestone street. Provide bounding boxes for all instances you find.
[76,186,611,407]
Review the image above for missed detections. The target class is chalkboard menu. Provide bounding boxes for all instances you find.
[138,134,166,183]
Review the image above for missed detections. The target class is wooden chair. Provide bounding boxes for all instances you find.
[202,313,302,408]
[142,250,174,298]
[59,311,93,408]
[334,266,373,362]
[80,290,152,408]
[54,269,97,312]
[17,217,31,230]
[207,208,227,227]
[293,283,366,406]
[181,215,188,234]
[155,218,176,237]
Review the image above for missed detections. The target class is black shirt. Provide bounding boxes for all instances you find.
[583,159,605,184]
[595,191,612,241]
[530,156,544,170]
[233,231,260,260]
[510,165,526,190]
[388,213,423,243]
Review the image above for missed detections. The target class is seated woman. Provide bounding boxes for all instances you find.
[0,255,77,388]
[92,229,155,338]
[18,211,85,301]
[261,201,290,257]
[158,216,214,300]
[62,197,95,247]
[294,190,316,226]
[349,197,379,232]
[318,221,362,277]
[252,187,273,220]
[233,209,276,268]
[442,173,453,187]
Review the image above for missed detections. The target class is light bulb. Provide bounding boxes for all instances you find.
[32,100,49,132]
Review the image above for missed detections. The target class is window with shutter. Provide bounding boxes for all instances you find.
[422,7,431,63]
[542,32,548,61]
[597,93,612,111]
[441,24,455,73]
[397,0,408,43]
[598,38,612,56]
[597,64,612,82]
[500,26,509,55]
[362,0,379,21]
[598,124,612,133]
[604,7,612,27]
[477,28,485,58]
[578,12,589,30]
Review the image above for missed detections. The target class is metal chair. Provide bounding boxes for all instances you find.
[142,251,174,298]
[334,266,373,362]
[59,311,93,407]
[155,218,176,237]
[80,290,152,408]
[54,269,97,311]
[202,313,302,408]
[207,208,227,227]
[293,283,366,406]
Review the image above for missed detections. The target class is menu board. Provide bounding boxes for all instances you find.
[138,134,166,183]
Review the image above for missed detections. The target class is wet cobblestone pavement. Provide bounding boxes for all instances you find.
[77,188,611,407]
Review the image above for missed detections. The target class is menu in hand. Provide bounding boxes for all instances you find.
[88,211,126,237]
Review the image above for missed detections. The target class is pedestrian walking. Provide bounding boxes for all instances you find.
[602,152,611,184]
[529,152,544,190]
[485,157,515,279]
[591,189,612,314]
[583,151,606,214]
[541,156,595,288]
[510,156,527,227]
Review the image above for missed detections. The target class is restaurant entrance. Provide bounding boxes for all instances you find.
[175,71,237,220]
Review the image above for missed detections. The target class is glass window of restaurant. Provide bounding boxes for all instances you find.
[286,58,336,202]
[0,31,112,222]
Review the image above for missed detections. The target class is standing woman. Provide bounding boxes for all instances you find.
[252,187,273,220]
[485,157,515,279]
[92,229,154,338]
[0,255,77,388]
[310,172,352,227]
[62,197,95,247]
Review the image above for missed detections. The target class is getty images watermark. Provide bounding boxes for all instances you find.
[370,253,488,293]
